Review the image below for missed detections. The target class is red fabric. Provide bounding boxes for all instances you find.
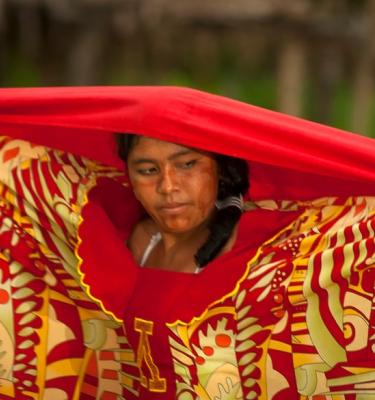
[78,178,141,320]
[0,85,375,199]
[1,87,375,399]
[102,206,302,399]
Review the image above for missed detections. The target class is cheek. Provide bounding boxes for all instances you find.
[188,170,218,217]
[130,179,155,205]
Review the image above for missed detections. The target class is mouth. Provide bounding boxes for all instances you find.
[159,203,189,214]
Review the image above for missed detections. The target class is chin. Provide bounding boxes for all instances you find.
[162,220,198,233]
[156,215,207,234]
[163,225,192,233]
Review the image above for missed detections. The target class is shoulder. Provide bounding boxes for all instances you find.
[127,218,159,264]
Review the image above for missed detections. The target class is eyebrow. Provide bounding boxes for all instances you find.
[130,149,195,165]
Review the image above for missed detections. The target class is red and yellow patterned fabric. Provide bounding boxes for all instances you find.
[0,86,375,399]
[160,196,375,399]
[1,135,374,399]
[0,137,134,399]
[81,181,375,399]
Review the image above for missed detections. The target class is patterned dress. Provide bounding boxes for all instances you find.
[1,136,374,399]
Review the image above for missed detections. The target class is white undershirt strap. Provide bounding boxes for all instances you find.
[139,232,162,266]
[139,231,201,273]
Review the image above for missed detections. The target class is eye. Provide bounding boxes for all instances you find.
[179,159,197,169]
[137,166,158,176]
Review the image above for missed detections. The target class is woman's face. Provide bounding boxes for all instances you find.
[127,137,218,234]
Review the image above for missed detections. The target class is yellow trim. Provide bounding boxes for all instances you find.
[187,306,235,338]
[167,212,300,328]
[72,348,94,400]
[74,176,124,323]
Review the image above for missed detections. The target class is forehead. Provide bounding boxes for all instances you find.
[128,137,197,158]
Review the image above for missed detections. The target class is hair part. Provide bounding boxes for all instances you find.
[116,133,249,269]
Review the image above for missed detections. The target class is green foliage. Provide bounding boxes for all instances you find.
[4,53,41,87]
[331,82,352,132]
[4,51,375,138]
[368,100,375,138]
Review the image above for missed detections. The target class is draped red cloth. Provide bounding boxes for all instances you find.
[1,86,375,400]
[0,85,374,200]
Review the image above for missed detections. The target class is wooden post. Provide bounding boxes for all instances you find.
[351,2,375,136]
[0,0,6,85]
[277,30,306,117]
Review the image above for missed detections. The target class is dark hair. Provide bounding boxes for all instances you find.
[116,133,249,268]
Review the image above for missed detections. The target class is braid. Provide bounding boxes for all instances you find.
[195,155,249,269]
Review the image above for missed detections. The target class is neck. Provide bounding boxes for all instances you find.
[159,224,209,255]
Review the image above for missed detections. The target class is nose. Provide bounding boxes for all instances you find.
[157,166,179,194]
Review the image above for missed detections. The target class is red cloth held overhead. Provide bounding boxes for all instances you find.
[0,85,374,199]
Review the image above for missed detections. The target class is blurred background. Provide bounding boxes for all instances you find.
[1,0,375,137]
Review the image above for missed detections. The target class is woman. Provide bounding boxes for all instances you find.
[0,86,375,399]
[118,133,249,273]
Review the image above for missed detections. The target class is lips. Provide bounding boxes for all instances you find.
[159,203,189,214]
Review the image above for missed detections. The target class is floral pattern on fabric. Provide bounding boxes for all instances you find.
[167,197,375,399]
[0,137,137,400]
[1,136,375,399]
